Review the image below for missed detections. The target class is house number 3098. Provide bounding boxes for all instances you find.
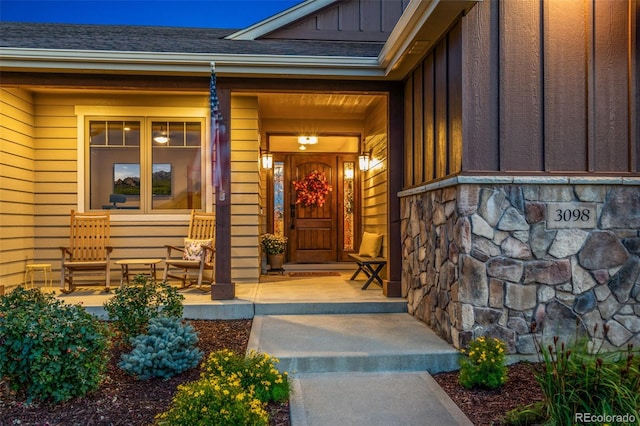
[546,202,596,229]
[554,208,590,222]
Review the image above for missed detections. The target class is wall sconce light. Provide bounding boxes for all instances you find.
[358,151,371,171]
[153,122,169,144]
[261,152,273,169]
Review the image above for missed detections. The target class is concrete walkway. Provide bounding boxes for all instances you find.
[248,313,471,426]
[55,268,472,425]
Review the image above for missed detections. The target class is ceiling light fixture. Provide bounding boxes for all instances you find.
[154,122,169,144]
[298,135,318,145]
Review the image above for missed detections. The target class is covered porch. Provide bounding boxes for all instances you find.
[53,264,407,320]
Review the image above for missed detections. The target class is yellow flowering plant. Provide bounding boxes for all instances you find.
[260,233,288,255]
[203,349,290,403]
[156,349,290,425]
[458,336,508,389]
[156,374,268,425]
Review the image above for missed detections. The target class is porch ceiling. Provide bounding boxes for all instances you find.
[255,92,382,120]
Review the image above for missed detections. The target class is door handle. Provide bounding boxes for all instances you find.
[290,204,296,229]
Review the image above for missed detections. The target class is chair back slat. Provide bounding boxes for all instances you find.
[69,210,111,261]
[187,210,215,240]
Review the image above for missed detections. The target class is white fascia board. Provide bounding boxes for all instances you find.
[379,0,478,77]
[0,48,383,78]
[226,0,335,40]
[378,0,438,71]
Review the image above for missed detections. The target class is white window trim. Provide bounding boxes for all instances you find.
[75,105,211,221]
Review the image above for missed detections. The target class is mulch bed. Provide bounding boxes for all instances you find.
[433,362,545,425]
[0,319,289,426]
[1,319,544,426]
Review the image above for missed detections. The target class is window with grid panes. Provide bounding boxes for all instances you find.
[88,119,204,213]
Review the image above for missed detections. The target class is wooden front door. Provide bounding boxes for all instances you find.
[289,154,337,263]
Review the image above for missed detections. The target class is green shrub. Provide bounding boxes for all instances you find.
[533,334,640,425]
[458,336,508,390]
[103,275,184,341]
[155,375,268,426]
[119,316,203,380]
[156,349,289,425]
[202,349,290,403]
[0,287,110,403]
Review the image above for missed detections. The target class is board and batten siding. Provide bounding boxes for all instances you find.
[0,88,36,288]
[461,0,638,174]
[264,0,409,42]
[403,19,463,188]
[362,98,388,265]
[230,96,261,283]
[404,0,638,188]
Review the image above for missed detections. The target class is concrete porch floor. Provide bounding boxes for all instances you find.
[53,265,407,320]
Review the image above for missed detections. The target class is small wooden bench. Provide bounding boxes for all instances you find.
[348,253,387,290]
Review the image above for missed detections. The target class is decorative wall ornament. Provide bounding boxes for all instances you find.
[293,169,333,207]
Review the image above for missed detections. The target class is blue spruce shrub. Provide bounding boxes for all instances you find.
[119,316,203,380]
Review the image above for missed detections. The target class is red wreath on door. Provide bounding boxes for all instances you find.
[293,170,333,207]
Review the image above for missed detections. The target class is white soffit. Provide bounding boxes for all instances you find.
[379,0,478,79]
[226,0,336,41]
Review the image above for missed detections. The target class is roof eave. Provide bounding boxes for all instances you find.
[379,0,479,79]
[0,48,384,79]
[0,0,480,82]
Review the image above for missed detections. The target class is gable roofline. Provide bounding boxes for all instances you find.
[379,0,477,79]
[0,1,477,81]
[226,0,335,41]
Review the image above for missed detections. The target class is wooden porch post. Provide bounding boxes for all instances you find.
[211,86,235,299]
[384,85,404,297]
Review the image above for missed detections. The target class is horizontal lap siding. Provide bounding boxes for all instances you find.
[363,99,388,261]
[231,96,260,283]
[460,0,637,174]
[16,93,211,286]
[0,88,35,287]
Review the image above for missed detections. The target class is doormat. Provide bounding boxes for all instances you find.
[288,272,342,277]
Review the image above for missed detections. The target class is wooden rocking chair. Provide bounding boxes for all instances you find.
[163,210,215,291]
[60,210,113,294]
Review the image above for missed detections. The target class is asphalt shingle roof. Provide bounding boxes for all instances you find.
[0,22,383,57]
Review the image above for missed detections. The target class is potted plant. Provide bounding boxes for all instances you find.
[260,233,288,271]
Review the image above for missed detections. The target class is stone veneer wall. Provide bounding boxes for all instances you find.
[400,178,640,354]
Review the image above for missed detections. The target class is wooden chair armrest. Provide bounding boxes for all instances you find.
[165,245,185,258]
